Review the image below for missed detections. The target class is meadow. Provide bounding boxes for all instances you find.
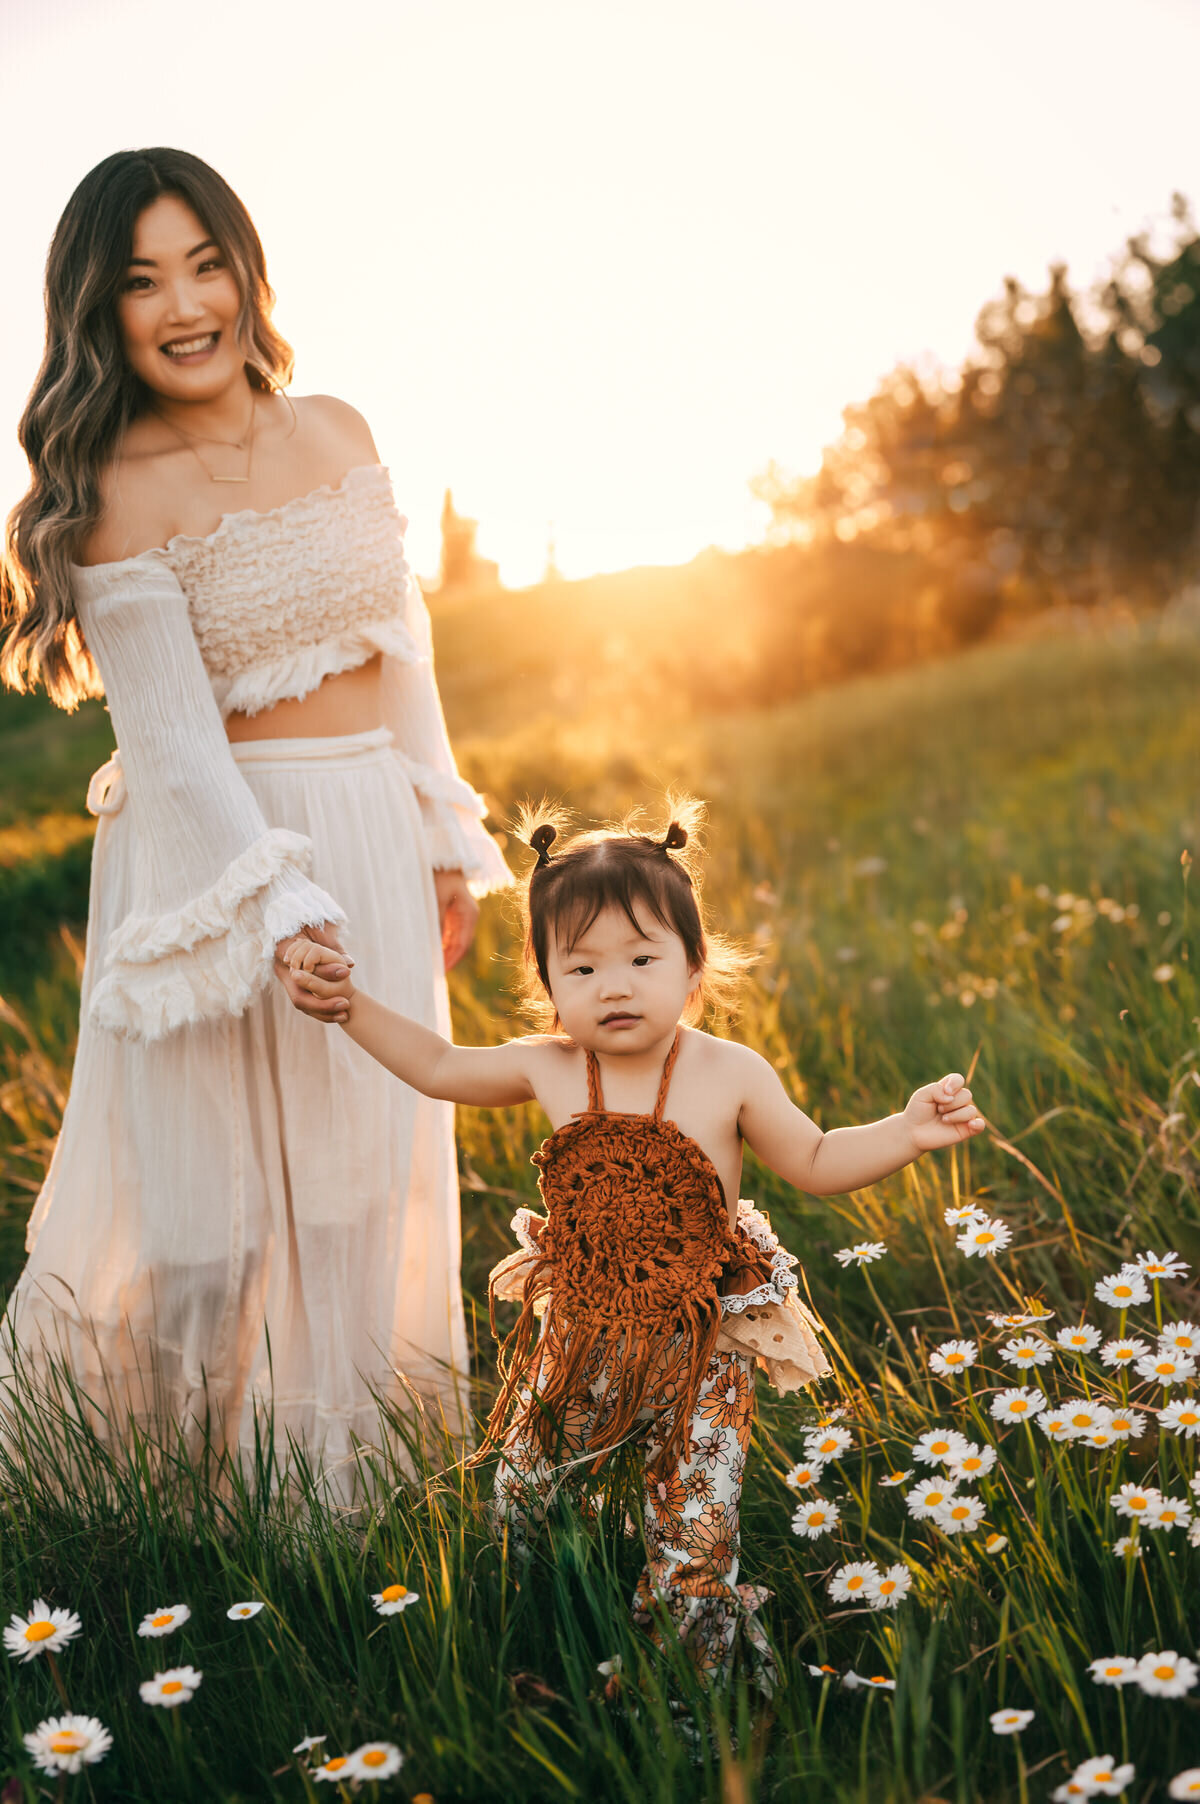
[1,609,1198,1802]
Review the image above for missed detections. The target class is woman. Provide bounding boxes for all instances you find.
[0,147,513,1508]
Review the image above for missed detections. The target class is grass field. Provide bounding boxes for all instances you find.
[1,613,1198,1801]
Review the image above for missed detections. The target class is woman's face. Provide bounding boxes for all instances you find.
[115,192,247,402]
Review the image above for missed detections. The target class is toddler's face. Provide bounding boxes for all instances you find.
[545,902,700,1052]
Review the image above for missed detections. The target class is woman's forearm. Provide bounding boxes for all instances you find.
[808,1113,921,1195]
[340,990,455,1097]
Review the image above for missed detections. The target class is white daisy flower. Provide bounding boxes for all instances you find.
[1158,1397,1200,1438]
[983,1532,1008,1555]
[139,1666,203,1708]
[1144,1495,1192,1532]
[1055,1324,1101,1354]
[987,1310,1038,1331]
[957,1217,1012,1258]
[137,1604,190,1639]
[944,1205,987,1226]
[347,1743,405,1782]
[1051,1781,1093,1802]
[1134,1651,1198,1697]
[905,1477,959,1519]
[933,1493,986,1535]
[804,1424,853,1461]
[1000,1336,1054,1369]
[827,1560,880,1603]
[834,1242,888,1267]
[1134,1351,1197,1387]
[22,1714,112,1776]
[842,1670,895,1689]
[989,1387,1046,1423]
[596,1656,623,1676]
[864,1564,912,1609]
[1110,1483,1161,1519]
[3,1600,82,1664]
[314,1754,356,1783]
[929,1339,978,1376]
[1100,1337,1151,1368]
[1095,1272,1150,1309]
[371,1583,420,1615]
[1061,1400,1112,1437]
[1158,1320,1200,1356]
[911,1427,971,1465]
[1111,1537,1143,1558]
[1038,1409,1076,1442]
[1105,1409,1146,1441]
[806,1661,840,1678]
[227,1601,265,1620]
[878,1468,913,1487]
[1072,1755,1136,1795]
[1168,1769,1200,1799]
[944,1442,998,1480]
[791,1498,840,1538]
[293,1734,328,1755]
[1085,1426,1119,1449]
[990,1707,1034,1733]
[1088,1655,1139,1686]
[1130,1250,1189,1282]
[784,1459,825,1489]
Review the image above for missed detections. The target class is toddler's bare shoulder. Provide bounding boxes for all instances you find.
[682,1027,772,1083]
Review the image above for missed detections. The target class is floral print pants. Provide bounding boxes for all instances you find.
[493,1332,776,1692]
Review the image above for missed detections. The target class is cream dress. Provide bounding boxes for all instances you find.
[0,463,513,1508]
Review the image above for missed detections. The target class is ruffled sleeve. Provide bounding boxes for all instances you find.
[73,551,347,1042]
[380,560,514,898]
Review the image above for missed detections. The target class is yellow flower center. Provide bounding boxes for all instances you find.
[24,1621,55,1643]
[1071,1413,1091,1427]
[879,1580,896,1593]
[1070,1337,1087,1346]
[977,1233,995,1244]
[946,1354,964,1364]
[810,1511,825,1524]
[362,1750,389,1768]
[963,1459,981,1471]
[1112,1419,1130,1431]
[1156,1362,1174,1374]
[870,1675,888,1683]
[1181,1411,1199,1425]
[847,1576,863,1589]
[379,1584,407,1602]
[1104,1666,1122,1676]
[1129,1496,1147,1509]
[50,1734,85,1754]
[151,1613,174,1627]
[1095,1773,1112,1784]
[162,1681,183,1695]
[931,1440,949,1454]
[928,1491,945,1505]
[325,1758,349,1772]
[1160,1510,1178,1523]
[1011,1400,1028,1413]
[1154,1664,1175,1681]
[819,1440,836,1453]
[950,1506,969,1519]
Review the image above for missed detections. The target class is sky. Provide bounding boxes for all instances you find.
[2,0,1198,586]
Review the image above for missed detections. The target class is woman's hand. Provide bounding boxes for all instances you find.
[434,868,478,971]
[274,921,354,1023]
[905,1073,987,1152]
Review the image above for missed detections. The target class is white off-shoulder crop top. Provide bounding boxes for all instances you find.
[68,462,513,1043]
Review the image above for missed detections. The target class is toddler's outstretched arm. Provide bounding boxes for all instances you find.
[280,937,535,1106]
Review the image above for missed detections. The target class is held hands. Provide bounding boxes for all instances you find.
[905,1073,986,1152]
[274,927,354,1025]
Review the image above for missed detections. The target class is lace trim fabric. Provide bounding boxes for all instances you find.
[719,1202,800,1314]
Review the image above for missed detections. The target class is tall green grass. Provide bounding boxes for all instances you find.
[1,616,1198,1800]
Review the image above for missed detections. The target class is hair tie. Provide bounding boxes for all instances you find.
[658,822,688,854]
[530,823,557,869]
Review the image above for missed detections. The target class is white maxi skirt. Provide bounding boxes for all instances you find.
[0,726,469,1508]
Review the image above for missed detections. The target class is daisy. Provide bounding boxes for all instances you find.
[827,1560,881,1603]
[3,1600,82,1664]
[944,1442,997,1480]
[1134,1651,1198,1697]
[806,1662,840,1678]
[1130,1250,1189,1282]
[1055,1324,1101,1354]
[983,1532,1008,1555]
[1134,1351,1197,1387]
[905,1477,959,1519]
[1158,1397,1200,1438]
[1144,1495,1192,1532]
[987,1310,1039,1331]
[843,1670,895,1690]
[1159,1320,1200,1356]
[834,1242,887,1267]
[1095,1272,1150,1309]
[1100,1337,1151,1368]
[933,1493,986,1535]
[878,1468,913,1487]
[1085,1426,1119,1449]
[784,1459,825,1489]
[372,1584,420,1615]
[912,1427,971,1465]
[1088,1655,1139,1686]
[1062,1399,1112,1437]
[139,1666,203,1708]
[137,1604,191,1638]
[804,1425,853,1461]
[957,1217,1012,1258]
[989,1387,1046,1424]
[1110,1483,1161,1520]
[22,1715,112,1777]
[1168,1771,1200,1799]
[1105,1409,1147,1440]
[1111,1537,1143,1558]
[347,1743,405,1782]
[929,1338,978,1376]
[227,1601,265,1620]
[792,1498,840,1538]
[314,1754,356,1783]
[596,1656,622,1676]
[1072,1755,1136,1796]
[1000,1336,1054,1369]
[1038,1409,1076,1442]
[990,1707,1034,1733]
[864,1564,912,1610]
[944,1205,987,1226]
[293,1734,329,1755]
[1051,1782,1093,1802]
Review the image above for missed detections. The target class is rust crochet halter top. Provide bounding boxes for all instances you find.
[478,1027,754,1479]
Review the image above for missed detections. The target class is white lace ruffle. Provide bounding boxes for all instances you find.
[89,829,346,1042]
[510,1207,547,1255]
[719,1200,800,1316]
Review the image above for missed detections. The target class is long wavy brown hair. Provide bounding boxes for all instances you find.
[0,148,296,709]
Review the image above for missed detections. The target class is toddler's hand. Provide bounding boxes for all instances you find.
[277,935,356,1023]
[905,1073,986,1152]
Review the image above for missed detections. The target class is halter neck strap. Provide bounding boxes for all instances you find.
[584,1026,682,1122]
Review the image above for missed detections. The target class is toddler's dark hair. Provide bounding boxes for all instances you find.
[511,790,753,1032]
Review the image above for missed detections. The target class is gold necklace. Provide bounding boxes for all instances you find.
[149,390,257,484]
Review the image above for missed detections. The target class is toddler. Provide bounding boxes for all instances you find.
[281,796,985,1688]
